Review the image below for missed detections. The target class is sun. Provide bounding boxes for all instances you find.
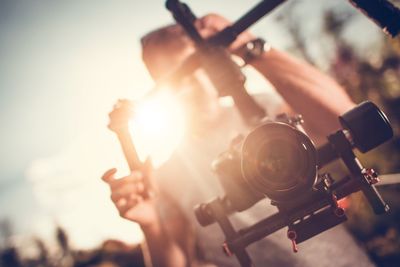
[129,90,186,168]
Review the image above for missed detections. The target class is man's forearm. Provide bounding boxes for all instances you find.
[250,48,355,138]
[141,221,187,267]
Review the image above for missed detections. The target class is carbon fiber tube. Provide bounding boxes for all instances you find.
[348,0,400,37]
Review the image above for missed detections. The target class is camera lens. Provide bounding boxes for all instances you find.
[256,139,305,188]
[242,122,317,202]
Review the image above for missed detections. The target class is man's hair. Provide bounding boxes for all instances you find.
[140,24,193,80]
[140,24,190,49]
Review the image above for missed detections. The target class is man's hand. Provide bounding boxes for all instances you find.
[102,167,159,227]
[107,99,135,134]
[196,13,256,55]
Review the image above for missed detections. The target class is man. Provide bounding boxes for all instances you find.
[102,14,373,267]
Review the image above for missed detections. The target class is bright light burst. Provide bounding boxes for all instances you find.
[129,90,186,168]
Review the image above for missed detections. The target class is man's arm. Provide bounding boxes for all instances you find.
[250,48,355,139]
[104,100,188,267]
[197,14,355,141]
[102,169,187,267]
[141,220,187,267]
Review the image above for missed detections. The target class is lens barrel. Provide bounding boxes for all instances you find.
[240,102,392,202]
[241,122,317,202]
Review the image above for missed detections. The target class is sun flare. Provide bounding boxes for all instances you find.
[129,90,186,168]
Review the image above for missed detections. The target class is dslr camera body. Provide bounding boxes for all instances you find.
[194,101,393,266]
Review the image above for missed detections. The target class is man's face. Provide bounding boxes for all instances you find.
[143,39,220,118]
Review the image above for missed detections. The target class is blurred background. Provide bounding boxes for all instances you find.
[0,0,399,266]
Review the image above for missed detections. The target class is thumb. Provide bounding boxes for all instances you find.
[101,168,117,183]
[198,14,230,32]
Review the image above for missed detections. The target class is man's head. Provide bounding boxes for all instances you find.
[140,22,223,131]
[141,24,194,81]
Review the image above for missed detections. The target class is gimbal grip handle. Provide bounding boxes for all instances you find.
[348,0,400,37]
[115,128,142,171]
[166,0,203,44]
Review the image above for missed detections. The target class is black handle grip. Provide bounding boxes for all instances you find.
[348,0,400,37]
[166,0,203,44]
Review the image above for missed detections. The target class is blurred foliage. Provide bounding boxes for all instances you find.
[328,26,400,175]
[0,224,146,267]
[278,1,400,173]
[275,2,400,266]
[323,6,400,267]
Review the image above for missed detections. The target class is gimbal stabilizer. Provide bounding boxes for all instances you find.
[109,1,398,266]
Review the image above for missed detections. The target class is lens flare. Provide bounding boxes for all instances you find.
[129,90,186,167]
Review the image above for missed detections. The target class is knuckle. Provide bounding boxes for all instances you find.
[136,182,145,192]
[102,172,116,183]
[131,171,143,180]
[110,194,118,202]
[108,110,117,118]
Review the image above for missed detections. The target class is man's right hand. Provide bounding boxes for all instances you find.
[195,13,256,57]
[102,168,159,227]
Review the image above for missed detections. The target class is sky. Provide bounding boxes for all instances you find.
[0,0,387,249]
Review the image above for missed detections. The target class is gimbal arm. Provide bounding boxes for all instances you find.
[164,0,291,124]
[166,0,288,47]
